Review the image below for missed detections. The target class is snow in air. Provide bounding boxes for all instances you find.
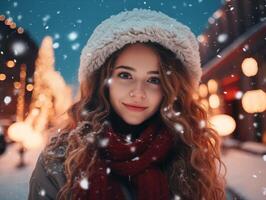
[38,189,46,196]
[12,41,27,56]
[99,138,109,147]
[68,31,78,41]
[238,114,244,120]
[80,177,89,190]
[199,120,206,129]
[174,123,184,134]
[235,91,243,99]
[106,167,111,174]
[4,96,12,105]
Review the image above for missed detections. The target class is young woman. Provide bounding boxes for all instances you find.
[29,8,226,200]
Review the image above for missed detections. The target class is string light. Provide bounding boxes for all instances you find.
[6,60,15,68]
[26,84,34,91]
[0,73,6,81]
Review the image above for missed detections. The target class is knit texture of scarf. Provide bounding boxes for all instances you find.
[74,120,174,200]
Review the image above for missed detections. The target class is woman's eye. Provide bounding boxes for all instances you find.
[149,77,161,85]
[118,72,131,79]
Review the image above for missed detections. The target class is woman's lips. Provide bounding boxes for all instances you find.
[122,103,148,112]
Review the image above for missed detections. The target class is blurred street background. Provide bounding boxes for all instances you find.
[0,0,266,199]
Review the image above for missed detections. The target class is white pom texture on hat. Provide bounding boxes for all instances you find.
[79,8,202,88]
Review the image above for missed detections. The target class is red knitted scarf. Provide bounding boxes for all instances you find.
[75,123,174,200]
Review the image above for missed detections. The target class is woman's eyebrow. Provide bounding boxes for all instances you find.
[114,65,159,74]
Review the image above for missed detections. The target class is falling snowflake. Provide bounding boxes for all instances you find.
[217,33,228,43]
[77,19,82,24]
[79,177,89,190]
[262,154,266,161]
[71,43,80,50]
[166,70,172,75]
[125,135,132,143]
[81,109,89,116]
[38,189,46,196]
[53,42,60,49]
[252,174,257,178]
[238,114,244,120]
[42,15,50,22]
[130,146,136,152]
[167,112,173,118]
[68,31,78,41]
[235,91,243,99]
[174,194,181,200]
[174,112,181,116]
[199,120,206,129]
[12,41,27,56]
[99,138,109,147]
[262,187,266,196]
[54,33,60,39]
[17,15,22,20]
[132,156,139,161]
[4,96,12,105]
[106,78,112,85]
[106,167,111,174]
[217,54,222,58]
[253,122,258,128]
[174,123,184,134]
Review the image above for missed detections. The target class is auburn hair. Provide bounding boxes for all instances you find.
[44,42,226,200]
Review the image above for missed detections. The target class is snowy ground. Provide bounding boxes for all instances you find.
[222,146,266,200]
[0,143,43,200]
[0,141,266,200]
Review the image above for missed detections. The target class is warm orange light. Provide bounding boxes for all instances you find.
[0,15,5,21]
[10,22,16,29]
[242,90,266,113]
[14,82,21,89]
[209,114,236,136]
[7,122,31,142]
[5,19,12,26]
[209,94,220,109]
[199,83,208,98]
[197,35,207,43]
[0,73,6,81]
[17,27,24,34]
[7,121,43,149]
[213,9,223,19]
[26,84,34,91]
[6,60,15,68]
[23,132,43,149]
[207,79,218,94]
[241,57,258,77]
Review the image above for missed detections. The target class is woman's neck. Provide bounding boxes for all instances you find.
[107,107,160,141]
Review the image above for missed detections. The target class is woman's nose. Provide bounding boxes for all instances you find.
[130,82,146,99]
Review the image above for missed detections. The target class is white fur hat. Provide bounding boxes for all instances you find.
[79,8,202,88]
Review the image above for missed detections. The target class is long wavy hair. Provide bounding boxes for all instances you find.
[43,41,226,200]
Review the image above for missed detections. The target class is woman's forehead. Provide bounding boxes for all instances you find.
[114,43,161,72]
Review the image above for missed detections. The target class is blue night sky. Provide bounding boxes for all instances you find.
[0,0,223,89]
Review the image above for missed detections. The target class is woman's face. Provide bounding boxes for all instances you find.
[108,43,163,125]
